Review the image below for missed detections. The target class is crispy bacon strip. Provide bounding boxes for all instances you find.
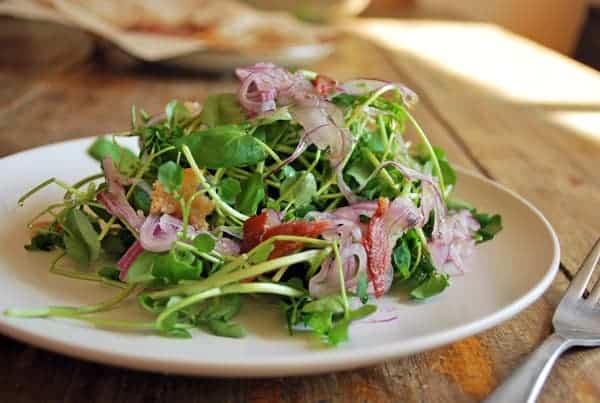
[363,198,391,298]
[263,221,330,258]
[240,212,270,253]
[241,212,329,258]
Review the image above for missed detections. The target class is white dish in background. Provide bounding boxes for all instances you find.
[0,137,559,377]
[162,43,334,72]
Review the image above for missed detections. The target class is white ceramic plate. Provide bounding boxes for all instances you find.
[0,138,559,377]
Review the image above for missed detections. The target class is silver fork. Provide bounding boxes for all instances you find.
[485,238,600,403]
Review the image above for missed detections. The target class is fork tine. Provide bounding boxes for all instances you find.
[589,277,600,305]
[565,238,600,300]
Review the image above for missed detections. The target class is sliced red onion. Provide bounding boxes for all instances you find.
[290,106,354,167]
[383,197,422,240]
[117,240,143,281]
[215,237,241,257]
[265,139,308,177]
[215,226,243,239]
[338,78,418,106]
[97,191,145,231]
[309,241,367,298]
[139,214,200,252]
[309,201,379,242]
[428,209,480,274]
[355,160,447,235]
[235,63,316,116]
[98,158,145,231]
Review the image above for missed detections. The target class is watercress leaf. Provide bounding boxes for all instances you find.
[392,238,412,280]
[305,311,333,334]
[63,233,89,266]
[473,212,503,243]
[165,100,189,128]
[218,177,241,205]
[126,251,157,284]
[326,319,349,345]
[361,130,385,153]
[137,294,166,314]
[247,242,274,264]
[25,232,61,252]
[281,165,296,178]
[409,273,450,300]
[302,295,346,314]
[198,294,241,322]
[446,197,474,212]
[284,277,307,292]
[331,93,358,108]
[87,137,138,175]
[65,209,101,262]
[199,93,246,127]
[89,204,112,222]
[152,249,202,283]
[158,161,183,194]
[98,266,120,281]
[349,304,377,320]
[433,146,456,187]
[206,319,246,338]
[175,125,266,168]
[192,233,216,253]
[237,172,265,215]
[131,184,151,215]
[322,304,377,345]
[103,229,135,259]
[280,171,317,208]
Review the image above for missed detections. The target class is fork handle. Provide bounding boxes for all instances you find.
[485,333,572,403]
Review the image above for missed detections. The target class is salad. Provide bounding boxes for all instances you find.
[7,63,502,345]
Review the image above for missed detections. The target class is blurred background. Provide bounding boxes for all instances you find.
[0,0,598,71]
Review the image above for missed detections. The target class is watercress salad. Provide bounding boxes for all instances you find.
[6,63,501,345]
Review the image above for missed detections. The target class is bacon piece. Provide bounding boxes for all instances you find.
[313,75,337,96]
[363,198,391,298]
[263,220,330,258]
[241,212,329,258]
[240,212,270,253]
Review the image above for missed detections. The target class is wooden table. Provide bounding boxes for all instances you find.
[1,17,599,403]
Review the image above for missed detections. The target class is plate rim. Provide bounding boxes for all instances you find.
[0,137,560,377]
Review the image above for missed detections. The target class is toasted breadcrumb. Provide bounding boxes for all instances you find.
[150,168,214,228]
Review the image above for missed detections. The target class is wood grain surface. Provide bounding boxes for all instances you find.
[1,17,599,402]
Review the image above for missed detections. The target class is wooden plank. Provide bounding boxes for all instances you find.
[0,17,93,118]
[0,272,573,403]
[350,20,600,275]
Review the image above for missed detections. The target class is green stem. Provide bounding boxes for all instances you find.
[147,249,322,299]
[155,282,304,330]
[404,109,445,196]
[182,145,249,222]
[49,253,126,289]
[5,284,136,318]
[255,138,282,163]
[173,241,222,264]
[333,240,350,319]
[26,203,68,227]
[363,149,400,194]
[18,178,83,206]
